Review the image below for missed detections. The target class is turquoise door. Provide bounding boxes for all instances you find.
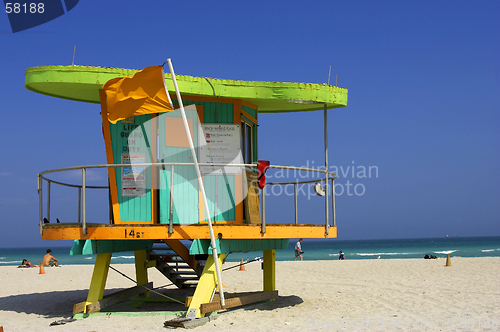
[158,107,200,224]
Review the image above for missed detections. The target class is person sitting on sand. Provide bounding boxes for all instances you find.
[339,251,345,260]
[21,259,34,267]
[43,249,59,267]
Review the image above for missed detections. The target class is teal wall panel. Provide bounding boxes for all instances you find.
[202,174,236,222]
[203,102,234,124]
[159,100,237,224]
[197,100,236,222]
[158,106,199,225]
[109,114,152,221]
[241,104,257,120]
[106,99,239,224]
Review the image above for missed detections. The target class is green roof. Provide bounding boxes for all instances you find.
[25,65,347,113]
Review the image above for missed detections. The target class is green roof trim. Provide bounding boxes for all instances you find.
[25,65,347,113]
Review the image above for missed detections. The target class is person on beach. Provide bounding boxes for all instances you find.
[21,259,34,267]
[43,249,59,267]
[339,251,345,260]
[294,239,304,261]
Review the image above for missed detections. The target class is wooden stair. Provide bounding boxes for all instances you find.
[147,240,200,289]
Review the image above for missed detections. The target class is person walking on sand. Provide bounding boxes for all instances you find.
[294,239,304,261]
[43,249,59,267]
[339,251,345,260]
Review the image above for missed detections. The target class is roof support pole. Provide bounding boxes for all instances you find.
[167,59,225,309]
[324,104,329,235]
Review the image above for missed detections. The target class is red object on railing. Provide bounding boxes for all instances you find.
[257,160,270,189]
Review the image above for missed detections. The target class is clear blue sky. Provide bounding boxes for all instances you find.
[1,1,498,248]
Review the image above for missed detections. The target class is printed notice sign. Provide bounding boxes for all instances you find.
[199,124,242,174]
[121,153,146,197]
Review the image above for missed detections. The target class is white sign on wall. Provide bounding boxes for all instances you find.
[198,124,242,175]
[121,153,146,197]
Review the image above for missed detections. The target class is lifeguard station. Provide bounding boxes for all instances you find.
[26,63,347,325]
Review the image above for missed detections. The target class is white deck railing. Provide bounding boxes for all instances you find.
[38,163,337,236]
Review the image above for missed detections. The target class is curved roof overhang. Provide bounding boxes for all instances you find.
[25,65,347,113]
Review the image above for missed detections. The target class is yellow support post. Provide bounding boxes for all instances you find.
[134,250,149,297]
[263,250,275,293]
[85,252,112,313]
[145,260,157,269]
[187,253,226,318]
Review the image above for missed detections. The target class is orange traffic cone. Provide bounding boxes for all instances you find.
[39,262,45,274]
[445,254,452,267]
[0,324,4,332]
[216,283,226,291]
[239,259,246,271]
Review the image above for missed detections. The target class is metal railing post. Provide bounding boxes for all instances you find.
[78,187,81,223]
[108,182,113,223]
[294,183,298,225]
[82,168,87,235]
[331,178,336,226]
[47,181,51,223]
[168,164,174,234]
[38,175,43,235]
[261,186,266,233]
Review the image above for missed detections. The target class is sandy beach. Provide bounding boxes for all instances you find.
[0,257,498,331]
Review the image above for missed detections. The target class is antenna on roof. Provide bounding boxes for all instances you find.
[327,66,331,85]
[72,45,76,66]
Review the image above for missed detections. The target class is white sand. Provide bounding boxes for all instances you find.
[0,257,499,331]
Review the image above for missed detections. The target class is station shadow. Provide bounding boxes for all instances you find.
[0,289,90,318]
[225,294,304,313]
[0,286,203,318]
[0,289,303,318]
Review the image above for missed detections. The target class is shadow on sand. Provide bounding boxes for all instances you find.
[0,288,302,319]
[223,294,304,313]
[0,289,90,318]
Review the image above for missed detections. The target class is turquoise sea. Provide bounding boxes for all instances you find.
[1,236,499,267]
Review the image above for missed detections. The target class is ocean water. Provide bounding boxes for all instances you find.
[228,236,500,263]
[1,236,499,267]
